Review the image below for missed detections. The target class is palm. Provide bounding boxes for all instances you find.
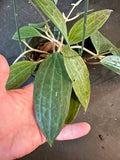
[0,55,90,160]
[0,84,45,159]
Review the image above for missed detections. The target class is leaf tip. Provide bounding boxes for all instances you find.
[108,9,113,12]
[48,139,54,147]
[84,107,87,112]
[100,58,105,65]
[104,9,113,15]
[12,34,16,40]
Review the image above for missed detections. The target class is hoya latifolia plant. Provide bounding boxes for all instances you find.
[6,0,120,146]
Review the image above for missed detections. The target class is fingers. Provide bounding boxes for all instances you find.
[56,122,91,141]
[0,55,10,92]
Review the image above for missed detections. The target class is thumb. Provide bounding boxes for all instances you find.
[0,54,10,91]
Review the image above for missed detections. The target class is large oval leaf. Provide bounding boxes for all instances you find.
[91,31,120,56]
[65,90,81,124]
[6,61,36,90]
[68,9,112,45]
[33,0,68,43]
[12,26,41,40]
[100,56,120,75]
[63,45,90,111]
[34,53,72,146]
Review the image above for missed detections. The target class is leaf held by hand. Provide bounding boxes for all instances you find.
[34,53,72,146]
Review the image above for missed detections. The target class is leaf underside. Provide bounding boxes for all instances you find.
[6,61,36,90]
[34,53,72,146]
[62,45,90,111]
[91,31,120,56]
[33,0,68,43]
[101,55,120,75]
[68,9,112,45]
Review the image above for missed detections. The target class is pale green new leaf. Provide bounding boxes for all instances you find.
[34,53,72,146]
[65,90,81,124]
[68,9,112,45]
[91,31,120,56]
[101,56,120,75]
[63,45,90,111]
[6,61,36,90]
[33,0,68,43]
[12,26,41,40]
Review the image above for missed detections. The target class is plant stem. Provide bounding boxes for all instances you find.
[63,0,83,23]
[67,0,83,20]
[80,0,89,56]
[13,48,49,64]
[23,41,50,54]
[66,9,93,22]
[23,41,33,50]
[86,48,120,60]
[13,0,23,52]
[57,31,60,41]
[41,34,63,47]
[85,61,100,65]
[57,36,64,52]
[71,45,96,56]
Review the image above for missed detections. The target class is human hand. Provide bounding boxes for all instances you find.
[0,55,91,160]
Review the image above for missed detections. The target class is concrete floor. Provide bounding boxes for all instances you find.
[0,0,120,159]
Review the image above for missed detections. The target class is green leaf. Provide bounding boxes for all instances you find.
[91,31,120,56]
[100,56,120,75]
[29,20,50,28]
[34,53,72,146]
[68,9,112,45]
[12,26,41,40]
[62,45,90,111]
[36,27,48,32]
[33,0,68,43]
[6,61,36,90]
[65,90,81,124]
